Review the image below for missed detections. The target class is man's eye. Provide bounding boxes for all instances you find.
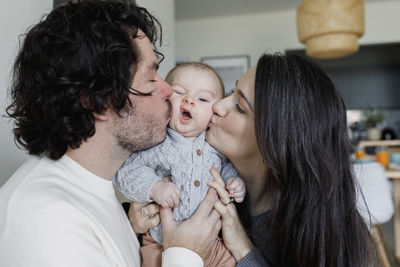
[236,104,245,113]
[199,98,209,102]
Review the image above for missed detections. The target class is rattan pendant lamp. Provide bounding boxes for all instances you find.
[297,0,365,59]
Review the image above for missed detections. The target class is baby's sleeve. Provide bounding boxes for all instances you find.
[114,149,165,202]
[220,155,239,182]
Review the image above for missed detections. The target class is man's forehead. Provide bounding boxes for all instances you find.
[132,32,159,72]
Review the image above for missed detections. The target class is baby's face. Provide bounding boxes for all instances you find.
[168,67,223,139]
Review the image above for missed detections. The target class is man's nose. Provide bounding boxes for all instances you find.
[182,95,195,107]
[156,74,172,99]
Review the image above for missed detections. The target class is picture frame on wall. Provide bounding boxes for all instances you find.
[53,0,67,9]
[201,55,250,96]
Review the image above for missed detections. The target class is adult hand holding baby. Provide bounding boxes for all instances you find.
[128,201,160,234]
[160,188,221,260]
[208,166,253,262]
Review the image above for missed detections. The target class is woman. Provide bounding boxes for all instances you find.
[130,53,375,266]
[206,53,375,266]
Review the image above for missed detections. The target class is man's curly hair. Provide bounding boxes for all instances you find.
[6,0,162,160]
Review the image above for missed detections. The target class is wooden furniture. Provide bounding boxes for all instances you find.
[372,225,394,267]
[358,139,400,263]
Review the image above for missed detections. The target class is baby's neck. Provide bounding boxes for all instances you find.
[169,126,201,141]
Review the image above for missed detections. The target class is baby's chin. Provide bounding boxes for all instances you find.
[168,121,177,132]
[168,123,208,139]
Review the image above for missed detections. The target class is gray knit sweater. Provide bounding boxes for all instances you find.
[115,128,239,244]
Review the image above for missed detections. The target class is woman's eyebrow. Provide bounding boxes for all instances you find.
[237,89,254,112]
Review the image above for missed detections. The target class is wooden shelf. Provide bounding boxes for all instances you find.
[357,140,400,179]
[358,139,400,148]
[387,170,400,179]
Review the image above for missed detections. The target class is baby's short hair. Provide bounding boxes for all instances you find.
[165,62,225,98]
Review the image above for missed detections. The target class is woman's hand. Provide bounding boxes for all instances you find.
[128,201,160,234]
[208,166,254,262]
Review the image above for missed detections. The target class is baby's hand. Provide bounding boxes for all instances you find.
[226,177,246,203]
[150,180,181,208]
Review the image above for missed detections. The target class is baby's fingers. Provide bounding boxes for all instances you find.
[172,192,180,207]
[174,187,181,199]
[234,196,245,203]
[226,179,241,190]
[163,197,174,208]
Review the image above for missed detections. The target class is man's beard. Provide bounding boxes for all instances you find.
[114,100,171,153]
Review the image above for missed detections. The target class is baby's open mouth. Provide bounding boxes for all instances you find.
[181,107,192,120]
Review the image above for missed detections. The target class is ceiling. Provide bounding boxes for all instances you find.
[175,0,396,21]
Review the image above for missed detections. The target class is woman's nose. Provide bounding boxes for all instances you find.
[212,98,228,117]
[182,95,195,107]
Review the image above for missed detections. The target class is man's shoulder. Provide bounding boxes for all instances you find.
[1,157,86,223]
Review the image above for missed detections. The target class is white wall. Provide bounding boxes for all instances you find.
[0,0,175,186]
[0,0,53,186]
[137,0,175,78]
[176,0,400,66]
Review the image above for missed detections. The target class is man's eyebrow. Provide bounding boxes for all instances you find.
[237,89,254,111]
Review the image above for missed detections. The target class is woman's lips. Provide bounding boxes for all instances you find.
[208,116,215,127]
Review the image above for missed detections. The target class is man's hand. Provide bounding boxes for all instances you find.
[128,202,160,234]
[160,189,221,260]
[150,180,181,208]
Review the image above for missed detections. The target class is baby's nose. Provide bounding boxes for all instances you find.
[183,95,195,107]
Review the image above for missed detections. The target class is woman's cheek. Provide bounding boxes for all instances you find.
[224,116,246,136]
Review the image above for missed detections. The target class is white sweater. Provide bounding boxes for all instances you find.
[0,155,202,267]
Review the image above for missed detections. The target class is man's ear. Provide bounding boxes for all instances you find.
[80,93,108,121]
[92,110,108,121]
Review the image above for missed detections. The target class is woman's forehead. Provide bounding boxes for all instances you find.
[237,66,256,104]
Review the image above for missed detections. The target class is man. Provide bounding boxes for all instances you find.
[0,1,220,266]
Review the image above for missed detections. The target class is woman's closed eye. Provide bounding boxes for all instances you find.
[236,104,245,113]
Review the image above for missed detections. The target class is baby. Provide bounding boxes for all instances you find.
[115,62,246,267]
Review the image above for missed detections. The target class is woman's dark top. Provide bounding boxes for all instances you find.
[236,211,274,267]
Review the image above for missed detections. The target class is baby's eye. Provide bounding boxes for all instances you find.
[174,90,184,95]
[199,98,209,102]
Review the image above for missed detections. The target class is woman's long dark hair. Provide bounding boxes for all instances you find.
[6,0,162,160]
[254,54,374,266]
